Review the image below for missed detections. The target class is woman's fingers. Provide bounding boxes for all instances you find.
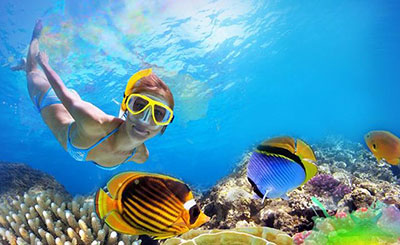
[36,51,49,66]
[32,19,43,39]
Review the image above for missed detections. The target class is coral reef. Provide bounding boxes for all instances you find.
[200,138,400,237]
[161,227,292,245]
[2,137,400,244]
[0,189,141,245]
[199,154,321,236]
[313,136,399,183]
[0,162,69,197]
[306,174,351,201]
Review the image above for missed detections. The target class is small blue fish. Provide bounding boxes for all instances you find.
[247,136,318,202]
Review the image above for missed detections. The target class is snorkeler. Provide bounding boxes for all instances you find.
[13,20,175,169]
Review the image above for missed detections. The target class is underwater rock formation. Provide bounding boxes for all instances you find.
[199,154,320,236]
[0,162,69,197]
[0,189,141,245]
[161,227,292,245]
[313,136,399,183]
[200,138,400,237]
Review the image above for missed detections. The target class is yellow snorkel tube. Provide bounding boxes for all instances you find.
[119,68,153,118]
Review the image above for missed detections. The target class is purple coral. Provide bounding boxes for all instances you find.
[332,183,351,199]
[307,174,351,200]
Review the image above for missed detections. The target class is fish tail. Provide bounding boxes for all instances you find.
[95,188,118,219]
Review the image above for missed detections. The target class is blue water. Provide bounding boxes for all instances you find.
[0,0,399,195]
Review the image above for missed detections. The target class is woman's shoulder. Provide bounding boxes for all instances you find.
[81,114,123,136]
[101,115,124,131]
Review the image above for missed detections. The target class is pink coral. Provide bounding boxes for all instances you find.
[358,207,368,212]
[335,211,347,218]
[293,230,312,245]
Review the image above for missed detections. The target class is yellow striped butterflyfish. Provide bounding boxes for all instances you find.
[95,172,209,239]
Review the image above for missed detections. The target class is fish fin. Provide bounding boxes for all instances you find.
[296,139,317,162]
[261,189,270,204]
[296,139,318,186]
[261,136,296,154]
[95,188,118,219]
[145,172,185,184]
[300,159,318,186]
[104,210,140,235]
[107,172,139,198]
[152,233,178,240]
[190,212,210,229]
[387,158,400,165]
[248,177,264,199]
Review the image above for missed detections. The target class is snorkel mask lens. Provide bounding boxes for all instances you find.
[126,94,173,125]
[131,96,149,112]
[153,105,168,123]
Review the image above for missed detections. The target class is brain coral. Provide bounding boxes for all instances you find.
[162,227,293,245]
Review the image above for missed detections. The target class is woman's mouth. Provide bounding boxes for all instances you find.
[132,125,150,136]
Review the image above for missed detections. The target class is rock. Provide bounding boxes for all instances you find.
[0,162,69,198]
[338,188,374,211]
[334,161,346,169]
[199,137,400,238]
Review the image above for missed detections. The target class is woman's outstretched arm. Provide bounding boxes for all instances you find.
[36,52,113,132]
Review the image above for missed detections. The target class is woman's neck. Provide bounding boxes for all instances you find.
[113,122,142,151]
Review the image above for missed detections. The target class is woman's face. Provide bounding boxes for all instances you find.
[125,92,171,141]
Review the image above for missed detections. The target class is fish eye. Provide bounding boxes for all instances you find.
[372,144,376,149]
[189,205,200,224]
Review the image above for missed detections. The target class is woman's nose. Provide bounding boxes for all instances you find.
[139,107,152,124]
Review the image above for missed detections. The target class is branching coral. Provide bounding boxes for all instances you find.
[0,189,141,245]
[307,174,351,201]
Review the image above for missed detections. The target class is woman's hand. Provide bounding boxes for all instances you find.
[36,51,49,66]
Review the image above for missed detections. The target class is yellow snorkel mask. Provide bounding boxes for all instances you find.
[120,69,174,126]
